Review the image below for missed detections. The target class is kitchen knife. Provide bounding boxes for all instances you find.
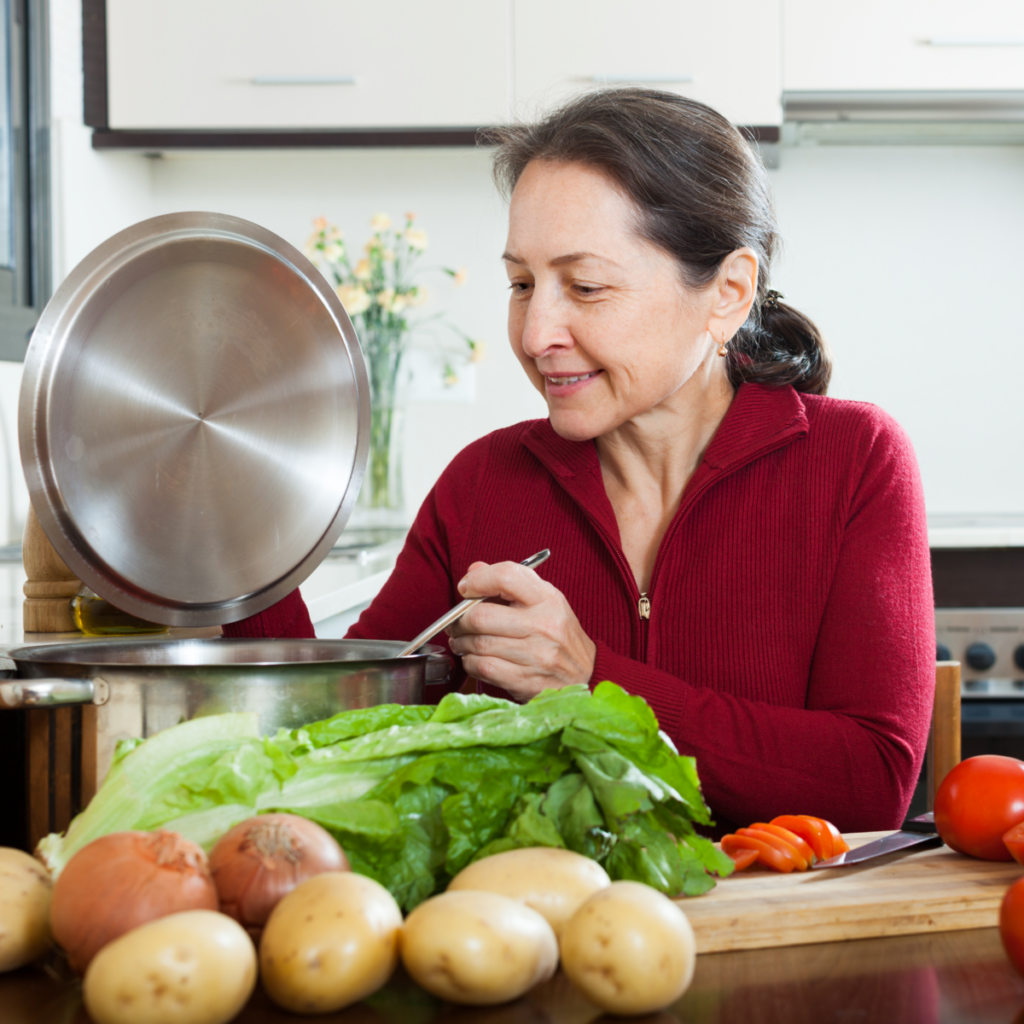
[810,812,943,869]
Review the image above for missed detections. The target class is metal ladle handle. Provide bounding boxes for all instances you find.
[0,677,110,708]
[396,549,551,658]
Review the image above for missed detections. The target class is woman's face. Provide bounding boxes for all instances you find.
[504,159,722,442]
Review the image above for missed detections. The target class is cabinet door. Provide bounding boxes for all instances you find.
[784,0,1024,91]
[107,0,510,129]
[513,0,781,127]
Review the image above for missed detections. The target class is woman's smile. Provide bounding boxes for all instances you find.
[542,369,603,396]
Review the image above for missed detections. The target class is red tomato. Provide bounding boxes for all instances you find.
[817,817,851,855]
[722,833,796,874]
[737,828,805,871]
[750,823,817,866]
[935,755,1024,861]
[1004,822,1024,865]
[1001,876,1024,975]
[771,815,833,860]
[725,847,759,872]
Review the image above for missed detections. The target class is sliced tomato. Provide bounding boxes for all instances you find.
[722,833,796,874]
[1005,822,1024,865]
[740,827,808,871]
[750,822,817,866]
[818,817,851,855]
[770,815,833,861]
[796,815,836,860]
[726,847,759,872]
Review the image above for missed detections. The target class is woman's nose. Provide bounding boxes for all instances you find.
[520,289,573,358]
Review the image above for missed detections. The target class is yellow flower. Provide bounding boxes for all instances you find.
[376,288,396,311]
[406,286,430,307]
[382,248,395,263]
[444,367,460,387]
[405,211,417,223]
[312,216,327,232]
[336,283,370,316]
[371,212,392,231]
[405,229,429,251]
[354,258,371,281]
[322,239,345,262]
[469,339,485,363]
[452,266,468,287]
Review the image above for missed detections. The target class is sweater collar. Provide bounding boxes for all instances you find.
[521,383,809,482]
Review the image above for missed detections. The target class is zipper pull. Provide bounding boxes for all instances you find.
[638,593,651,620]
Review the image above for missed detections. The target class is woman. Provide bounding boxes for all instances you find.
[227,90,935,834]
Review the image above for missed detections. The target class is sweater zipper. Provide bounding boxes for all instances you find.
[645,434,805,635]
[574,430,802,664]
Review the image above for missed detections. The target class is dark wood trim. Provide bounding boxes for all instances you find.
[92,127,488,149]
[82,0,108,129]
[741,125,781,144]
[92,125,782,151]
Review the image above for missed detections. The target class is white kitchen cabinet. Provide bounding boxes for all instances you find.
[784,0,1024,91]
[106,0,510,130]
[513,0,782,126]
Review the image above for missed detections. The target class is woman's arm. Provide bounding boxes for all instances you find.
[221,587,316,639]
[450,416,935,833]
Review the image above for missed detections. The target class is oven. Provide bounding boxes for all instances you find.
[935,608,1024,761]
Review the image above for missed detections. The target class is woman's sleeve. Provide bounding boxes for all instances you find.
[343,439,488,695]
[591,418,935,833]
[221,588,316,639]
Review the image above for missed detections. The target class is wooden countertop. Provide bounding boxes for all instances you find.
[3,926,1020,1023]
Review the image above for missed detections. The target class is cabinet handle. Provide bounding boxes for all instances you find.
[586,74,694,85]
[252,75,358,86]
[924,37,1024,47]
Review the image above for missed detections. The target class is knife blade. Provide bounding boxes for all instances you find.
[810,812,943,869]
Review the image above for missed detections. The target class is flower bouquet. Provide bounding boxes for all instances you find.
[305,213,480,523]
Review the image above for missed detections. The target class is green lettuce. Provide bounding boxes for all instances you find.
[38,682,733,905]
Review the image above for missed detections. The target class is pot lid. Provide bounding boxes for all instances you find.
[19,212,369,627]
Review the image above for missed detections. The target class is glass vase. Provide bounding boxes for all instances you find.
[353,324,408,530]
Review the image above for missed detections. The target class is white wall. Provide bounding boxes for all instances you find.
[13,1,1023,547]
[771,143,1024,515]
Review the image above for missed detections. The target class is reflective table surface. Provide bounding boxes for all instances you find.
[4,927,1021,1024]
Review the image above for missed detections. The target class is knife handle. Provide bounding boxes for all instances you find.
[901,811,938,835]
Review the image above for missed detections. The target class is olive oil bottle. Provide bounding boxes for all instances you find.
[70,586,168,636]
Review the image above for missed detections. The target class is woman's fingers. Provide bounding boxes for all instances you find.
[447,599,533,640]
[456,559,549,604]
[443,559,596,699]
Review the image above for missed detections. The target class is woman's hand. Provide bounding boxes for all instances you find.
[446,560,597,701]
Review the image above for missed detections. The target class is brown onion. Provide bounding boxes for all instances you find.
[50,829,217,973]
[210,814,348,942]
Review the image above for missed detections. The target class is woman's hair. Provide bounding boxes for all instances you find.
[484,89,831,396]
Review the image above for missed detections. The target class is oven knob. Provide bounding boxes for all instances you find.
[1015,645,1024,671]
[965,642,997,671]
[936,643,952,662]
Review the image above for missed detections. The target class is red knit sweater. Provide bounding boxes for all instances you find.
[229,383,935,833]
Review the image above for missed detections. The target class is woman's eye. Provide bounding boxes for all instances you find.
[508,281,532,294]
[573,283,603,296]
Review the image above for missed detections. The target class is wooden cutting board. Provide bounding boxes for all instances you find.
[679,831,1023,954]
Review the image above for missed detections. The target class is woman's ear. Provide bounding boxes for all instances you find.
[707,248,758,341]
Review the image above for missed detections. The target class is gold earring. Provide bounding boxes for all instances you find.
[718,333,728,358]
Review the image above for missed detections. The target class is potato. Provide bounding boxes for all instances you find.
[0,848,52,971]
[448,847,610,938]
[82,909,256,1024]
[559,881,697,1015]
[260,871,402,1014]
[400,890,558,1005]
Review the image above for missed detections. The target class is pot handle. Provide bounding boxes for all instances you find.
[0,677,110,708]
[425,652,453,685]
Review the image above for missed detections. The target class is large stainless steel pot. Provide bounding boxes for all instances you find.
[0,638,450,786]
